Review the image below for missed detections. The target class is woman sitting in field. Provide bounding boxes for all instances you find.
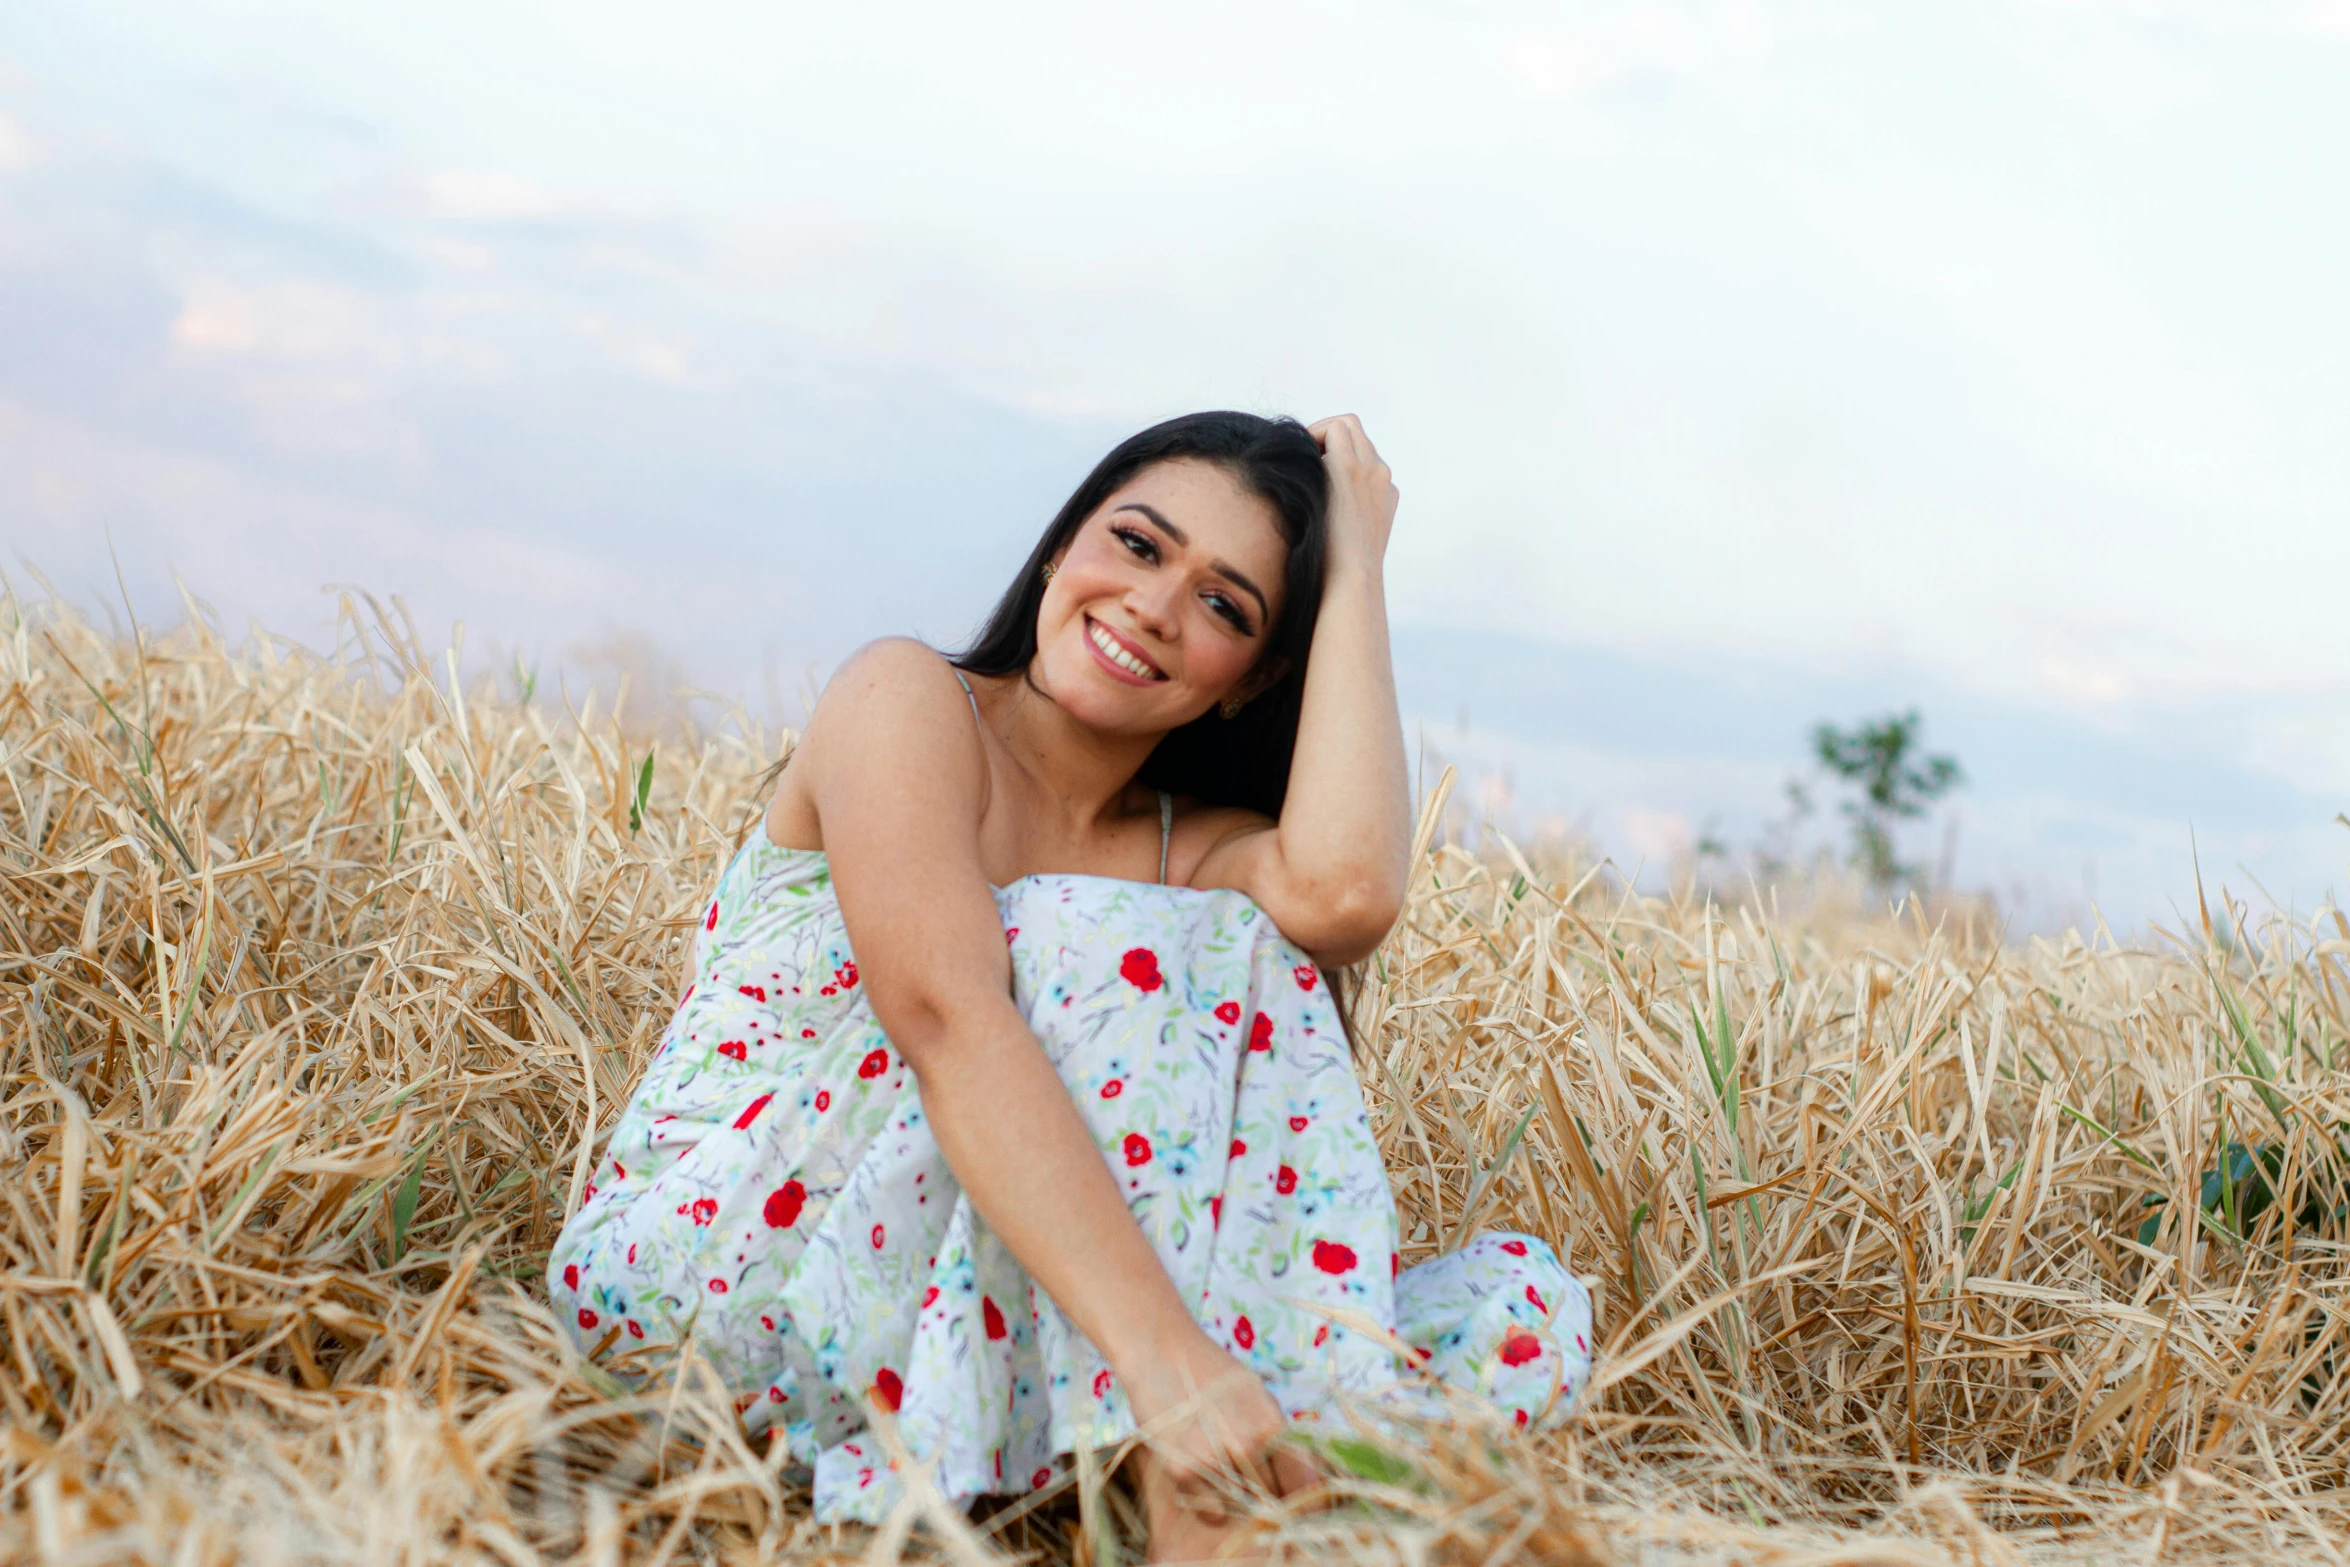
[548,412,1592,1557]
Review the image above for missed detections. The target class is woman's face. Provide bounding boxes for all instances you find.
[1031,458,1289,737]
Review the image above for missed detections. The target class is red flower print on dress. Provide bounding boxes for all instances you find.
[1100,1079,1122,1099]
[814,1089,831,1111]
[1312,1240,1358,1274]
[627,1320,644,1339]
[1289,1115,1308,1131]
[1119,948,1163,990]
[764,1180,805,1228]
[857,1048,889,1079]
[577,1308,598,1330]
[705,902,719,931]
[871,1223,886,1249]
[1092,1369,1113,1398]
[719,1040,747,1061]
[1229,1138,1246,1158]
[709,1278,729,1294]
[1123,1133,1152,1166]
[1501,1239,1528,1256]
[1210,1196,1223,1226]
[1249,1013,1273,1052]
[1005,927,1019,943]
[689,1198,718,1226]
[1515,1408,1529,1427]
[1233,1315,1255,1350]
[983,1297,1007,1340]
[738,984,766,1001]
[769,1385,786,1403]
[734,1092,774,1129]
[763,1315,776,1331]
[563,1264,580,1291]
[1314,1324,1329,1346]
[1499,1329,1544,1367]
[1526,1285,1548,1313]
[1293,964,1318,991]
[871,1367,903,1412]
[837,961,859,988]
[1215,1000,1241,1024]
[801,1027,816,1039]
[1275,1165,1298,1195]
[1392,1252,1401,1277]
[1032,1467,1053,1489]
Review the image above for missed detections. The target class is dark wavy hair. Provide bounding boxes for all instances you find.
[952,411,1330,818]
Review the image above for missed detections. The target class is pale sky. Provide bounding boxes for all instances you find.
[4,1,2346,925]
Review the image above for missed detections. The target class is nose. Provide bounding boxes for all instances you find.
[1125,573,1182,641]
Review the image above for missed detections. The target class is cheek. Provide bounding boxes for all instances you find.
[1183,619,1262,690]
[1039,580,1104,653]
[1049,546,1138,617]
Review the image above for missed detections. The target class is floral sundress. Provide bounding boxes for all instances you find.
[548,838,1592,1523]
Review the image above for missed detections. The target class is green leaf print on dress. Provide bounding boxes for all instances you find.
[548,837,1591,1523]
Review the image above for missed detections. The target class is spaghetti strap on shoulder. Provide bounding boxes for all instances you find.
[948,667,982,721]
[1157,790,1172,885]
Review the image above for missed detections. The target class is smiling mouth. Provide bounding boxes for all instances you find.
[1086,617,1167,682]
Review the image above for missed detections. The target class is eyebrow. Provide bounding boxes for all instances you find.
[1112,503,1272,624]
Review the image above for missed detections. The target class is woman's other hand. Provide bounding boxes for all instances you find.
[1124,1331,1317,1559]
[1307,414,1399,574]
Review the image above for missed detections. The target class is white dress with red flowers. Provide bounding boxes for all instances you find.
[547,837,1591,1523]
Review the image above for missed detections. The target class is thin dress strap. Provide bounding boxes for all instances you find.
[1157,790,1173,885]
[949,668,983,725]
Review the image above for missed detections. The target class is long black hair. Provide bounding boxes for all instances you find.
[953,411,1330,818]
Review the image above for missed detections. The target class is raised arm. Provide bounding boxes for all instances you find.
[1192,415,1411,965]
[800,640,1292,1495]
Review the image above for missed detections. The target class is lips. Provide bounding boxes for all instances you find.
[1084,616,1166,682]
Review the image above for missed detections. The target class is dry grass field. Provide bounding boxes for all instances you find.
[4,588,2348,1565]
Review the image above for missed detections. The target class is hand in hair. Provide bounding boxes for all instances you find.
[1307,414,1399,572]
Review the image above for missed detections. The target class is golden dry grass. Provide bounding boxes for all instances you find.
[3,587,2347,1565]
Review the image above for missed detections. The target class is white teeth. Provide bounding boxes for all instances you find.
[1088,620,1160,679]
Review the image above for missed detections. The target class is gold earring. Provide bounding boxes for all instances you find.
[1041,563,1057,582]
[1220,696,1244,719]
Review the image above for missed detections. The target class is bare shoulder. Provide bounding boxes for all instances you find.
[1169,799,1275,888]
[807,639,980,744]
[822,636,970,704]
[766,639,983,847]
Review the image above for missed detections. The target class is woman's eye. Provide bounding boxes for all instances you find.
[1114,527,1156,562]
[1206,594,1253,634]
